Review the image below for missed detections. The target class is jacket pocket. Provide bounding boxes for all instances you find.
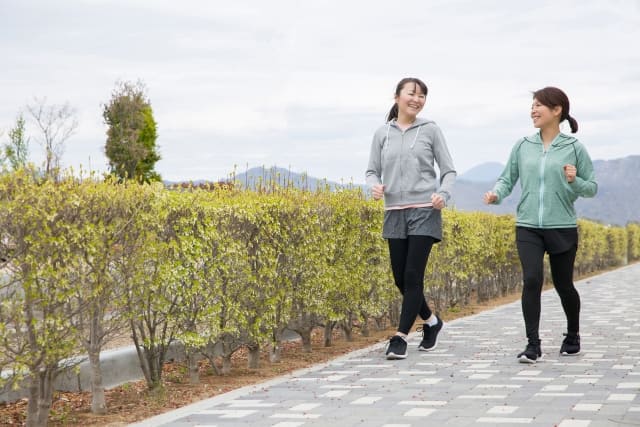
[516,191,530,215]
[516,192,538,226]
[553,192,576,220]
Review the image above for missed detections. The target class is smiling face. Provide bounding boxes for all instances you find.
[395,82,426,120]
[531,97,562,129]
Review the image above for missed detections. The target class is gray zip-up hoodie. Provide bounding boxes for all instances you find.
[366,118,456,208]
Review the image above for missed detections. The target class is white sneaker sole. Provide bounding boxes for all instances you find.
[560,350,581,356]
[518,353,544,364]
[518,355,537,364]
[418,321,445,352]
[386,352,408,360]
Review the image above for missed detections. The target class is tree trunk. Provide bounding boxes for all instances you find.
[269,328,283,363]
[247,343,260,369]
[374,315,386,331]
[89,314,107,414]
[300,329,312,353]
[324,322,335,347]
[131,320,153,387]
[269,341,282,363]
[222,355,232,375]
[88,349,107,414]
[131,320,166,390]
[25,376,39,427]
[389,301,401,326]
[187,349,200,384]
[360,315,370,337]
[148,347,163,390]
[36,368,54,427]
[340,317,354,342]
[26,367,55,427]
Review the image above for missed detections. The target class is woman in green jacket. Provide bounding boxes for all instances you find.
[484,86,597,363]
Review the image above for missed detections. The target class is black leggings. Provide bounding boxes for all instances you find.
[388,236,435,334]
[516,232,580,343]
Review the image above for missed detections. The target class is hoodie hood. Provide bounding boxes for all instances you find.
[389,117,436,131]
[524,131,578,147]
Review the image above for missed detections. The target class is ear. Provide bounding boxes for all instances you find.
[552,105,563,118]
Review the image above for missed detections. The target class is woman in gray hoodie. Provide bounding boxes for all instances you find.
[366,77,456,360]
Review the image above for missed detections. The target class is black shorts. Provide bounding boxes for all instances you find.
[515,226,578,254]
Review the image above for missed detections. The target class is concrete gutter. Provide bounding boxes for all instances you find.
[1,330,302,403]
[0,344,183,403]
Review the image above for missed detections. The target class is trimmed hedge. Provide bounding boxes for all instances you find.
[1,171,638,395]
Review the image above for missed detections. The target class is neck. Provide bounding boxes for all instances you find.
[396,113,416,129]
[540,126,560,147]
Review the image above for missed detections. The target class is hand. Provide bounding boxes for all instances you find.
[483,191,498,204]
[371,184,385,200]
[564,164,577,183]
[431,193,445,210]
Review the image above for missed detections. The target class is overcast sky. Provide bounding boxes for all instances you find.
[1,0,639,183]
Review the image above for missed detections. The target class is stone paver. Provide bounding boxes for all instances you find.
[130,264,640,427]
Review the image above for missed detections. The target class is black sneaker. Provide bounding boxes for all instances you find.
[517,342,542,364]
[418,316,444,351]
[386,335,408,360]
[560,333,581,356]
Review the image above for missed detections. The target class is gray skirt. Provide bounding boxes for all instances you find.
[382,207,442,242]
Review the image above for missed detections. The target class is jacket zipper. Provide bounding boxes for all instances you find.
[400,129,406,199]
[538,146,548,227]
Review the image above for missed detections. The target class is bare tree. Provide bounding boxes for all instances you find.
[26,98,78,179]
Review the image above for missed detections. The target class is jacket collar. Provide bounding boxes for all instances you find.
[524,131,576,147]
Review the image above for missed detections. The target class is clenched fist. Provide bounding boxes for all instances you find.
[563,164,577,183]
[371,184,385,200]
[483,191,498,204]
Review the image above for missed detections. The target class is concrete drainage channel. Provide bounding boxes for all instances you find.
[0,329,302,404]
[1,344,181,404]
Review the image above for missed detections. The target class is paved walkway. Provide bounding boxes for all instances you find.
[131,264,640,427]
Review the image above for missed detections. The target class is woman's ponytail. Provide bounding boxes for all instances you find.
[387,104,399,122]
[566,114,578,133]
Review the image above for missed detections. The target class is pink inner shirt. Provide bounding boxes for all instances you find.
[385,202,433,211]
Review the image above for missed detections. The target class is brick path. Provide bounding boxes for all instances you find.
[131,264,640,427]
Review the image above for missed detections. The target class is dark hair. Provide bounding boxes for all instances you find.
[532,86,578,133]
[387,77,428,122]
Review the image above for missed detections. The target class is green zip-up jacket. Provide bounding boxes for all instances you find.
[492,132,597,229]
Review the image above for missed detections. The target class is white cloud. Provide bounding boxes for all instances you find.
[1,0,639,182]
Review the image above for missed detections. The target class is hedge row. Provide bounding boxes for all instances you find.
[0,171,638,421]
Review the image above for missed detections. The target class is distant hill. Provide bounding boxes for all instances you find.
[453,155,640,226]
[459,162,504,182]
[228,166,365,192]
[167,156,639,226]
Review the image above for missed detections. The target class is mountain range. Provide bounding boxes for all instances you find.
[455,155,640,226]
[177,155,638,226]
